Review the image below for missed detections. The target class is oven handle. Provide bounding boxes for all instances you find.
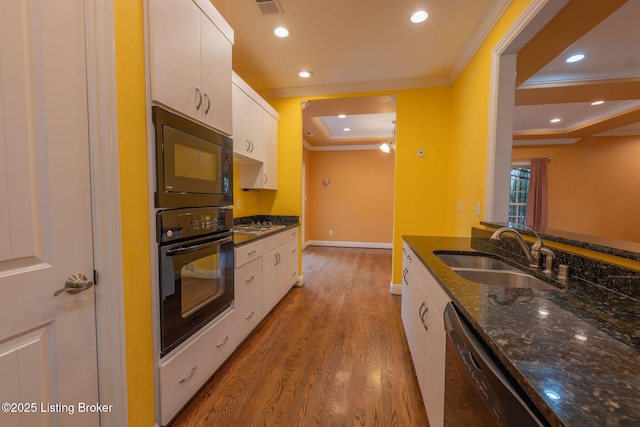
[165,235,232,256]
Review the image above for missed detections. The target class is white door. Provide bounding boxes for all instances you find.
[0,0,99,426]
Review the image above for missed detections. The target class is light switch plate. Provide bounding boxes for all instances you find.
[418,147,425,158]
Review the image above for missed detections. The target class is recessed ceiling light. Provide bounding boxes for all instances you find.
[273,26,290,38]
[410,10,428,23]
[298,70,312,78]
[343,128,351,132]
[591,100,605,106]
[550,118,562,123]
[338,114,346,119]
[544,390,561,400]
[566,54,585,63]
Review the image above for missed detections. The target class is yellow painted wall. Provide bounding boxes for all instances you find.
[232,162,260,217]
[114,0,155,425]
[447,0,533,239]
[306,149,394,243]
[391,87,454,282]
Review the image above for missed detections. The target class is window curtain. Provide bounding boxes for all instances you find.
[526,158,548,230]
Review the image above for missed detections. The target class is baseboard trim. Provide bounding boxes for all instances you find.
[305,240,392,249]
[389,282,403,295]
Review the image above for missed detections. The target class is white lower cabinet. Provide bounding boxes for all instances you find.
[262,226,299,314]
[401,242,451,427]
[159,308,236,425]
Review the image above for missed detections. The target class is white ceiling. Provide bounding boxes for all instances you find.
[210,0,510,97]
[210,0,640,147]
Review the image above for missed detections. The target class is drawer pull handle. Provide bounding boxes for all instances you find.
[245,275,255,283]
[245,311,255,320]
[179,366,197,384]
[216,336,229,348]
[248,250,256,255]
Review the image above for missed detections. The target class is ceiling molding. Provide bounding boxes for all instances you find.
[514,103,640,139]
[262,76,451,99]
[515,77,640,106]
[448,0,512,83]
[513,138,579,146]
[303,140,383,152]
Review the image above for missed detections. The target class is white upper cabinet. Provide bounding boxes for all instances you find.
[232,83,264,161]
[232,72,279,190]
[149,0,233,135]
[262,112,279,190]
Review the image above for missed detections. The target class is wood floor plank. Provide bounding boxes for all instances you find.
[168,246,429,426]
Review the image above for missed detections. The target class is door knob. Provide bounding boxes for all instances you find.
[54,273,94,296]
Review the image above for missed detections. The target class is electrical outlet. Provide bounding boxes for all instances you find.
[418,147,425,158]
[328,229,333,236]
[237,198,242,209]
[476,202,481,216]
[457,202,461,214]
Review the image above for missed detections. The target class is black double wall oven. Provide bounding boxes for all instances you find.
[153,106,235,357]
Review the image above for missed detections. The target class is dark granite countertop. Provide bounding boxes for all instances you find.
[403,235,640,427]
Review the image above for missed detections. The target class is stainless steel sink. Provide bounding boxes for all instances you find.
[453,269,557,290]
[436,252,558,290]
[437,253,515,271]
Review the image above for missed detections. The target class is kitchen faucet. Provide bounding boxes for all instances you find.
[489,226,547,269]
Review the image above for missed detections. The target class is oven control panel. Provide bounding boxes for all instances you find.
[157,207,233,243]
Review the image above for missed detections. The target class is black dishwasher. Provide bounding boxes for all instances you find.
[443,302,548,427]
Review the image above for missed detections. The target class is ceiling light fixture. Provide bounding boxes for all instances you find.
[298,70,312,78]
[338,114,346,119]
[380,120,397,153]
[343,128,351,132]
[550,118,562,123]
[410,10,428,23]
[273,26,290,38]
[591,100,605,106]
[565,53,585,63]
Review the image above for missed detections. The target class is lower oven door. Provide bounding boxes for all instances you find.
[159,232,234,357]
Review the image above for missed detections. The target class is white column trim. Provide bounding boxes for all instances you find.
[84,0,129,425]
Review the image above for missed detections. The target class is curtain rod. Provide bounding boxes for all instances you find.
[512,157,552,163]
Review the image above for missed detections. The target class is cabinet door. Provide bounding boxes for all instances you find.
[200,14,232,135]
[262,112,279,190]
[406,268,428,385]
[232,84,250,157]
[281,239,298,297]
[149,0,201,119]
[262,247,279,315]
[422,295,446,427]
[232,87,263,162]
[247,99,265,160]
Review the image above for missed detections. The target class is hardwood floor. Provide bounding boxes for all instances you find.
[168,246,429,426]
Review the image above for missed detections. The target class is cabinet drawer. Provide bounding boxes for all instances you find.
[234,286,263,342]
[261,230,289,252]
[159,309,236,425]
[235,239,263,267]
[234,257,262,307]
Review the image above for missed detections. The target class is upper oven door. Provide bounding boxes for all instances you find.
[153,106,233,208]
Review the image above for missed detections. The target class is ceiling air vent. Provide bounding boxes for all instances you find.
[256,0,283,15]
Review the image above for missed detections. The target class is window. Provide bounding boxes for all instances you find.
[509,167,530,226]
